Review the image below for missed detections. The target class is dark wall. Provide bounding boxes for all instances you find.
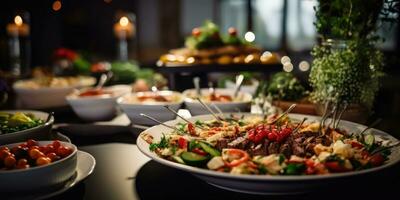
[0,0,137,68]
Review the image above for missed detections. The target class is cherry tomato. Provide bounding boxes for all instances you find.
[350,141,364,149]
[192,148,208,156]
[44,144,55,154]
[29,145,39,150]
[0,147,9,151]
[56,146,72,157]
[36,157,52,166]
[4,155,16,168]
[369,154,385,166]
[178,137,188,149]
[27,139,38,147]
[18,143,28,148]
[187,123,196,135]
[11,146,28,159]
[324,161,348,172]
[305,167,315,175]
[17,158,28,166]
[52,140,61,149]
[29,149,44,159]
[46,152,60,162]
[0,150,12,160]
[267,132,278,141]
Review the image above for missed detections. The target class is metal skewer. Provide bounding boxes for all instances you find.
[269,103,297,124]
[211,103,226,120]
[334,102,348,129]
[163,105,205,130]
[359,118,382,135]
[293,117,307,133]
[140,113,185,133]
[370,141,400,155]
[196,97,222,122]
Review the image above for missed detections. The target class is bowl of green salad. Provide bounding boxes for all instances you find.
[0,110,54,145]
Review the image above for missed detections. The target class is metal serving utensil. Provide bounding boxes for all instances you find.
[163,105,205,130]
[233,74,244,98]
[140,113,185,134]
[193,77,201,97]
[269,103,297,124]
[359,118,382,135]
[196,97,223,122]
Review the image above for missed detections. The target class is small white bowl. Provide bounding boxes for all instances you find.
[0,110,54,145]
[183,88,252,116]
[13,76,96,109]
[118,91,183,125]
[0,141,77,192]
[66,85,132,121]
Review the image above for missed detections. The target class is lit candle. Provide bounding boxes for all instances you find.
[113,16,134,39]
[6,15,30,37]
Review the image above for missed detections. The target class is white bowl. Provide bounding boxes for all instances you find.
[183,88,252,116]
[225,79,259,95]
[137,113,400,194]
[118,91,183,125]
[0,141,78,192]
[13,76,96,109]
[0,110,54,145]
[66,85,132,121]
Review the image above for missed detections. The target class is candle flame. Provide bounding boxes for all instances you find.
[14,15,23,26]
[119,17,129,27]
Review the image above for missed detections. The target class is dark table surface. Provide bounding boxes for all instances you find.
[6,107,399,200]
[40,120,400,200]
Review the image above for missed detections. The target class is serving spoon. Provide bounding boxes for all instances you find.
[193,77,201,97]
[95,71,112,91]
[233,74,244,98]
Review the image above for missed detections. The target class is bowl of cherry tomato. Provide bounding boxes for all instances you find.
[0,139,77,192]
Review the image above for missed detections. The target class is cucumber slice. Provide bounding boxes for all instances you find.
[180,152,209,166]
[199,142,221,157]
[172,156,185,164]
[364,134,375,146]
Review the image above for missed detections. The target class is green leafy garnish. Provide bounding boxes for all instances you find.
[284,163,306,175]
[149,134,170,151]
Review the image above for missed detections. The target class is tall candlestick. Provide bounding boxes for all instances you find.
[114,16,134,61]
[6,14,31,77]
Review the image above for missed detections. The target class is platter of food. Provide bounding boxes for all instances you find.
[0,110,54,145]
[137,113,400,194]
[118,91,184,125]
[157,21,279,67]
[66,84,131,121]
[13,76,96,109]
[0,140,77,192]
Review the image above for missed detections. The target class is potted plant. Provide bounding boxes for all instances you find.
[309,0,397,123]
[256,72,316,115]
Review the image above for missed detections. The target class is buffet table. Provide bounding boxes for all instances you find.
[156,63,282,90]
[31,110,400,200]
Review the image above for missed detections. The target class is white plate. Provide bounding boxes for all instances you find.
[137,113,400,194]
[7,151,96,200]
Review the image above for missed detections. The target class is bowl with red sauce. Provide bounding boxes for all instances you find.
[66,85,131,121]
[118,91,183,125]
[183,88,252,116]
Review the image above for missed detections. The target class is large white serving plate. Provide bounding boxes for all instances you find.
[137,113,400,194]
